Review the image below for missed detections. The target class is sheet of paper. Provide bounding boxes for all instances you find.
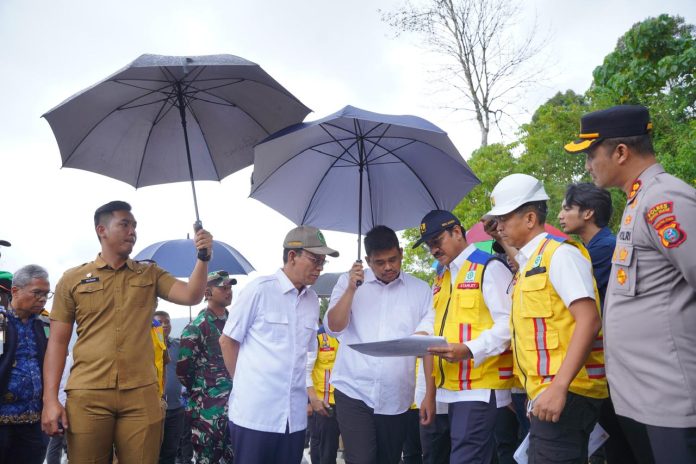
[514,423,609,463]
[348,335,448,357]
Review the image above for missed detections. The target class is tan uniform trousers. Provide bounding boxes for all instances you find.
[65,383,164,464]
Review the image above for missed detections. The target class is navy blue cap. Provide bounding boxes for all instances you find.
[412,210,461,248]
[565,105,652,153]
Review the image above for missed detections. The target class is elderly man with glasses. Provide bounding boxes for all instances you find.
[220,225,339,464]
[0,264,52,464]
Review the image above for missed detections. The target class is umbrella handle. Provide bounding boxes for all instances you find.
[193,220,210,261]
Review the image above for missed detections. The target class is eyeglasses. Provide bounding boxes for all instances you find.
[29,289,54,300]
[302,251,327,268]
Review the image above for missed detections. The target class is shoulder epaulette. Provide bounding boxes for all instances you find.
[545,233,567,243]
[468,248,494,266]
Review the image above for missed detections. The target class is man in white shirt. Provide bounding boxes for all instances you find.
[414,210,514,464]
[325,225,435,464]
[219,225,339,464]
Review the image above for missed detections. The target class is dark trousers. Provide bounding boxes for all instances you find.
[494,404,523,464]
[309,409,340,464]
[402,408,422,464]
[419,414,450,464]
[334,389,408,464]
[528,392,602,464]
[0,422,48,464]
[599,396,643,464]
[177,410,194,464]
[619,414,696,464]
[46,433,67,464]
[159,407,185,464]
[448,392,498,464]
[228,421,305,464]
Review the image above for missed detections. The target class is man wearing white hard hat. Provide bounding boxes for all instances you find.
[487,173,608,463]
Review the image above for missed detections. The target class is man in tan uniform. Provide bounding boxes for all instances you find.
[41,200,213,463]
[565,105,696,463]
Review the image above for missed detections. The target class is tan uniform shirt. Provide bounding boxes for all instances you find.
[51,255,177,390]
[605,163,696,428]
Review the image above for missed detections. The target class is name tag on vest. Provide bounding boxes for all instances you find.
[457,282,480,290]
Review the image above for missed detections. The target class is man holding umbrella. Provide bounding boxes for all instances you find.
[41,200,213,464]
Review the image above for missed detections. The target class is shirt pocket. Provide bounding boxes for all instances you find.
[264,309,289,343]
[75,281,105,313]
[518,274,552,318]
[127,277,155,309]
[610,245,636,296]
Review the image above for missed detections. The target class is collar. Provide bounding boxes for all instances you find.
[6,304,37,322]
[95,254,135,271]
[276,268,307,296]
[587,227,613,247]
[362,268,405,286]
[515,232,548,268]
[449,244,478,275]
[627,163,665,203]
[205,307,228,321]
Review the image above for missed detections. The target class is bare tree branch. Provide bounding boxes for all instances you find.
[381,0,546,146]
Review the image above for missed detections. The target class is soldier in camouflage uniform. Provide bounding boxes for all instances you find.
[177,270,236,463]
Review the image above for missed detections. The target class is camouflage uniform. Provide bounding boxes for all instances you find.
[177,308,233,464]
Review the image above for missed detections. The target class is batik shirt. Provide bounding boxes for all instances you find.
[0,312,42,424]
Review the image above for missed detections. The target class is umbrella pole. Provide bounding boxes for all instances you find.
[175,82,201,223]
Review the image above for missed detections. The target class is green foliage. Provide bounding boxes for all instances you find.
[453,143,519,228]
[401,226,436,283]
[589,14,696,186]
[517,90,590,227]
[401,14,696,277]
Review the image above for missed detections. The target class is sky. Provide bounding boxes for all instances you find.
[1,0,694,320]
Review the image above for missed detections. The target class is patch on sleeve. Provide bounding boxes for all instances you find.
[656,220,687,248]
[646,201,673,224]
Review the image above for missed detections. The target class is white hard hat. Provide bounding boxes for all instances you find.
[485,173,550,217]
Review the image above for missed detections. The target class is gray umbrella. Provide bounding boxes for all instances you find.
[43,54,310,225]
[251,105,480,259]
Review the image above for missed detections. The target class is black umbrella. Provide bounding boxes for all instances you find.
[43,54,311,233]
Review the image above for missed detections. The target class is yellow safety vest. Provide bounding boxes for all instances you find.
[150,323,167,397]
[511,234,608,400]
[433,249,514,391]
[312,332,339,405]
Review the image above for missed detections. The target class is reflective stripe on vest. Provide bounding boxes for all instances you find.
[458,323,472,390]
[533,317,550,377]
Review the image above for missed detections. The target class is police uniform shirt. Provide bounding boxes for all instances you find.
[437,244,513,406]
[325,269,434,415]
[222,269,319,434]
[605,163,696,428]
[51,255,177,390]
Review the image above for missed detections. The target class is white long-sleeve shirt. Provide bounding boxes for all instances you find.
[325,269,434,415]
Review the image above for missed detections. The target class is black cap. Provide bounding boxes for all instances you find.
[564,105,652,154]
[412,210,461,248]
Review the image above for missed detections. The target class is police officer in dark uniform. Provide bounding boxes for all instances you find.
[565,105,696,463]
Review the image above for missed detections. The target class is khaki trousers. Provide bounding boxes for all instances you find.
[66,383,164,464]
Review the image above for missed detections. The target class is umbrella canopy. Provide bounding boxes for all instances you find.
[251,105,480,257]
[465,221,570,243]
[311,272,342,298]
[43,53,310,220]
[134,239,255,278]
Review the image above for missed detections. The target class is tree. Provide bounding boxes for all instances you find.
[589,14,696,186]
[517,90,591,226]
[401,143,518,278]
[382,0,545,147]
